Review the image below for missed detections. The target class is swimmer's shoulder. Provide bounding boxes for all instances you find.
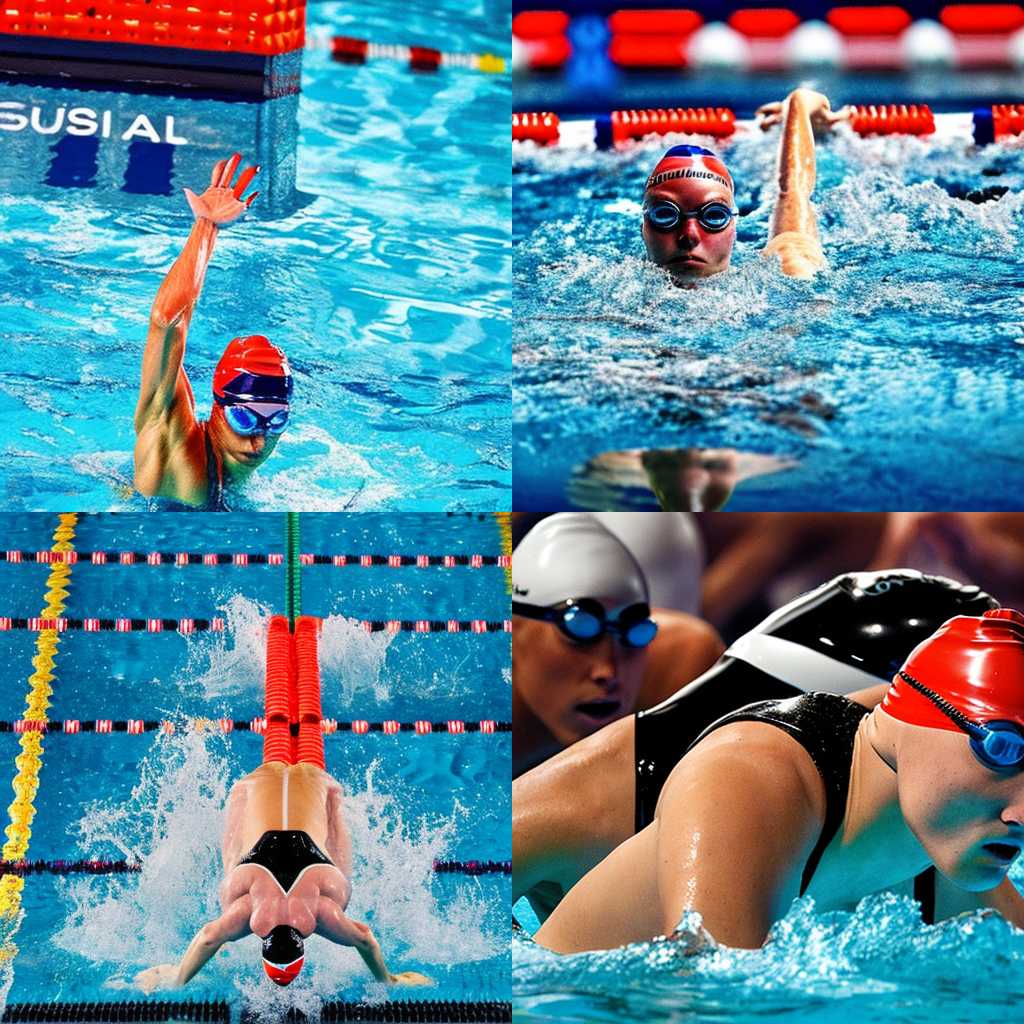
[655,716,827,832]
[762,231,825,279]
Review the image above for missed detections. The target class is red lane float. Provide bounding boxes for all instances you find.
[940,3,1024,33]
[513,111,560,144]
[993,103,1024,137]
[607,9,704,33]
[729,8,801,37]
[605,107,737,147]
[827,6,914,35]
[850,103,936,135]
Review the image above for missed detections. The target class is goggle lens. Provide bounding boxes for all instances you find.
[225,405,290,437]
[563,606,603,641]
[972,723,1024,769]
[643,200,736,234]
[624,619,659,648]
[699,202,733,231]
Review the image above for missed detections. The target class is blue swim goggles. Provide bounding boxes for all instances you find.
[898,670,1024,771]
[512,598,658,649]
[643,199,738,233]
[217,400,290,437]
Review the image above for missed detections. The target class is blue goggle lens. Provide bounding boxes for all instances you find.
[225,405,289,437]
[624,619,659,648]
[971,722,1024,769]
[646,201,681,230]
[562,606,603,640]
[699,202,733,230]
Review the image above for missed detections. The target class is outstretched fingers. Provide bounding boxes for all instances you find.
[245,191,260,209]
[210,159,226,186]
[233,164,260,200]
[218,152,242,188]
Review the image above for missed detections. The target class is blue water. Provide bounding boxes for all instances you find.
[0,512,510,1016]
[0,0,511,510]
[513,121,1024,510]
[514,879,1024,1024]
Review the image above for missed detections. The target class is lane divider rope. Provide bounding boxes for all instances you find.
[0,514,78,948]
[315,31,506,74]
[0,618,510,634]
[494,514,513,596]
[0,718,510,735]
[0,550,510,567]
[0,858,510,877]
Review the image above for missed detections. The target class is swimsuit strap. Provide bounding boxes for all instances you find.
[687,693,869,894]
[203,423,228,512]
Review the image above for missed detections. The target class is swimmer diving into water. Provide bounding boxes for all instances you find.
[642,88,852,280]
[135,617,430,991]
[134,153,292,510]
[523,605,1024,953]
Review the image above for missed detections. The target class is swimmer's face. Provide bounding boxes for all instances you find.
[512,601,648,748]
[896,725,1024,889]
[212,405,281,469]
[642,176,736,278]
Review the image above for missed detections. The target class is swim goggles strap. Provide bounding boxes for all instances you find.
[897,670,1024,770]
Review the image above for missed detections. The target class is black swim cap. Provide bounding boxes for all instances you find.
[262,925,304,986]
[747,569,998,684]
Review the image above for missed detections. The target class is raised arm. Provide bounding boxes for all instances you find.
[134,896,252,993]
[756,89,851,278]
[133,153,259,498]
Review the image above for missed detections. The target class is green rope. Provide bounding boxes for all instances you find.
[285,512,301,630]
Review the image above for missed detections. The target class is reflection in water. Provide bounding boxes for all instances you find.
[569,447,795,511]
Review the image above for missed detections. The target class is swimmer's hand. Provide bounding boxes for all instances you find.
[184,153,260,226]
[757,90,854,136]
[134,963,181,993]
[388,970,434,987]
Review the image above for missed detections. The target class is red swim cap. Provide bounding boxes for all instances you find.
[213,335,292,403]
[263,953,304,986]
[645,144,734,194]
[882,609,1024,731]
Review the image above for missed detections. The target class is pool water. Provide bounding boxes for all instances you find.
[513,121,1024,510]
[0,0,511,511]
[0,512,510,1016]
[513,876,1024,1024]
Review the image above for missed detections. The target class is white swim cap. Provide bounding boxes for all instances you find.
[591,512,703,615]
[513,513,649,609]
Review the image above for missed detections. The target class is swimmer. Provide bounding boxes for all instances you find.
[134,617,430,991]
[642,88,852,280]
[513,570,996,927]
[513,513,723,777]
[567,448,795,513]
[134,153,291,510]
[532,605,1024,951]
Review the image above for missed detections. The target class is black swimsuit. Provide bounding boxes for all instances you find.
[635,657,802,831]
[643,692,936,922]
[238,830,334,892]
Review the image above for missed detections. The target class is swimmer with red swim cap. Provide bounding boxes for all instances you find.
[642,88,852,280]
[134,154,291,510]
[135,619,431,993]
[524,598,1024,953]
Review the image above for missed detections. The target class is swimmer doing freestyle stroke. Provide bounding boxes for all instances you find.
[643,88,851,280]
[523,600,1024,952]
[134,153,292,511]
[514,567,997,929]
[135,617,431,992]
